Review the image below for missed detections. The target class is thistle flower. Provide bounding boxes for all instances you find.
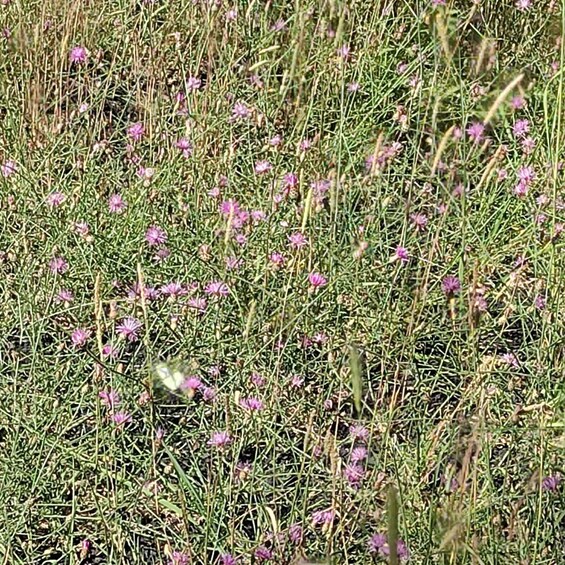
[239,397,264,412]
[116,316,142,342]
[254,160,272,175]
[288,232,309,249]
[46,191,66,207]
[49,256,69,275]
[205,281,229,296]
[186,76,201,91]
[99,389,121,410]
[208,431,232,449]
[542,474,561,491]
[175,137,193,158]
[288,523,303,544]
[308,272,327,289]
[145,225,167,246]
[111,411,132,427]
[127,122,145,142]
[71,328,91,348]
[349,424,370,442]
[69,45,88,64]
[108,194,127,213]
[168,551,189,565]
[441,275,461,296]
[466,121,485,143]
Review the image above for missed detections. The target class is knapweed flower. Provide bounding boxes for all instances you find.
[74,221,90,237]
[512,119,530,138]
[230,101,251,122]
[208,431,232,449]
[175,137,193,158]
[515,0,532,10]
[219,554,238,565]
[441,275,461,296]
[542,474,561,491]
[254,546,273,561]
[116,316,142,342]
[1,160,17,177]
[46,191,66,207]
[343,463,365,487]
[127,122,145,142]
[410,212,428,231]
[101,343,119,359]
[311,509,335,528]
[187,297,207,312]
[49,256,69,275]
[145,225,167,246]
[69,45,88,64]
[56,289,74,304]
[501,352,519,368]
[205,281,229,297]
[269,252,286,268]
[368,533,410,560]
[186,76,201,91]
[159,282,187,298]
[466,121,485,143]
[180,376,202,397]
[288,231,309,249]
[510,95,526,110]
[168,551,189,565]
[347,81,360,92]
[337,43,351,60]
[349,424,370,442]
[432,0,446,5]
[71,328,91,348]
[308,272,327,289]
[395,246,409,264]
[99,389,121,410]
[239,396,264,412]
[111,411,132,427]
[108,194,127,213]
[534,294,546,310]
[254,160,272,175]
[269,134,282,146]
[351,446,368,462]
[202,386,216,402]
[288,523,303,544]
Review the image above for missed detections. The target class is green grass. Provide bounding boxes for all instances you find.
[1,0,565,563]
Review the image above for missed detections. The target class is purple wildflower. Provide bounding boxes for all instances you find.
[108,194,127,213]
[49,256,69,275]
[145,225,167,246]
[71,328,91,348]
[69,45,88,64]
[239,397,264,412]
[111,411,132,427]
[127,122,145,142]
[466,121,485,143]
[116,316,142,342]
[542,474,561,491]
[254,160,272,175]
[208,431,232,449]
[288,523,303,544]
[99,389,121,410]
[441,275,461,296]
[175,137,193,158]
[308,272,327,289]
[205,281,229,297]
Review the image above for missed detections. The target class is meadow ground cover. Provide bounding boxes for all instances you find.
[1,0,565,563]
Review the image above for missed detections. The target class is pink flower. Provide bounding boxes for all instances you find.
[230,101,251,122]
[69,45,88,64]
[1,160,17,177]
[168,551,190,565]
[46,191,66,207]
[410,212,428,231]
[510,95,526,110]
[116,316,142,342]
[180,376,202,396]
[512,119,530,138]
[175,137,193,158]
[111,411,132,427]
[442,275,461,296]
[308,272,327,289]
[71,328,91,347]
[269,134,282,146]
[56,289,74,304]
[254,160,272,175]
[127,122,145,142]
[311,509,335,527]
[101,344,119,359]
[205,281,229,296]
[187,297,207,312]
[108,194,127,213]
[49,256,68,275]
[186,76,201,91]
[269,252,286,268]
[239,396,264,411]
[288,231,308,249]
[515,0,532,10]
[159,282,187,298]
[395,246,409,264]
[350,446,368,462]
[145,225,167,246]
[99,389,121,410]
[349,424,370,442]
[466,121,485,143]
[343,463,365,487]
[208,431,232,449]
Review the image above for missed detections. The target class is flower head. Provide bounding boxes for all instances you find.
[69,45,88,64]
[71,328,91,348]
[116,316,142,342]
[466,121,485,143]
[127,122,145,142]
[208,431,232,449]
[1,160,18,177]
[308,272,327,289]
[108,194,127,213]
[441,275,461,296]
[145,225,167,246]
[111,411,132,427]
[175,137,193,158]
[205,281,229,297]
[49,256,69,275]
[99,389,121,410]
